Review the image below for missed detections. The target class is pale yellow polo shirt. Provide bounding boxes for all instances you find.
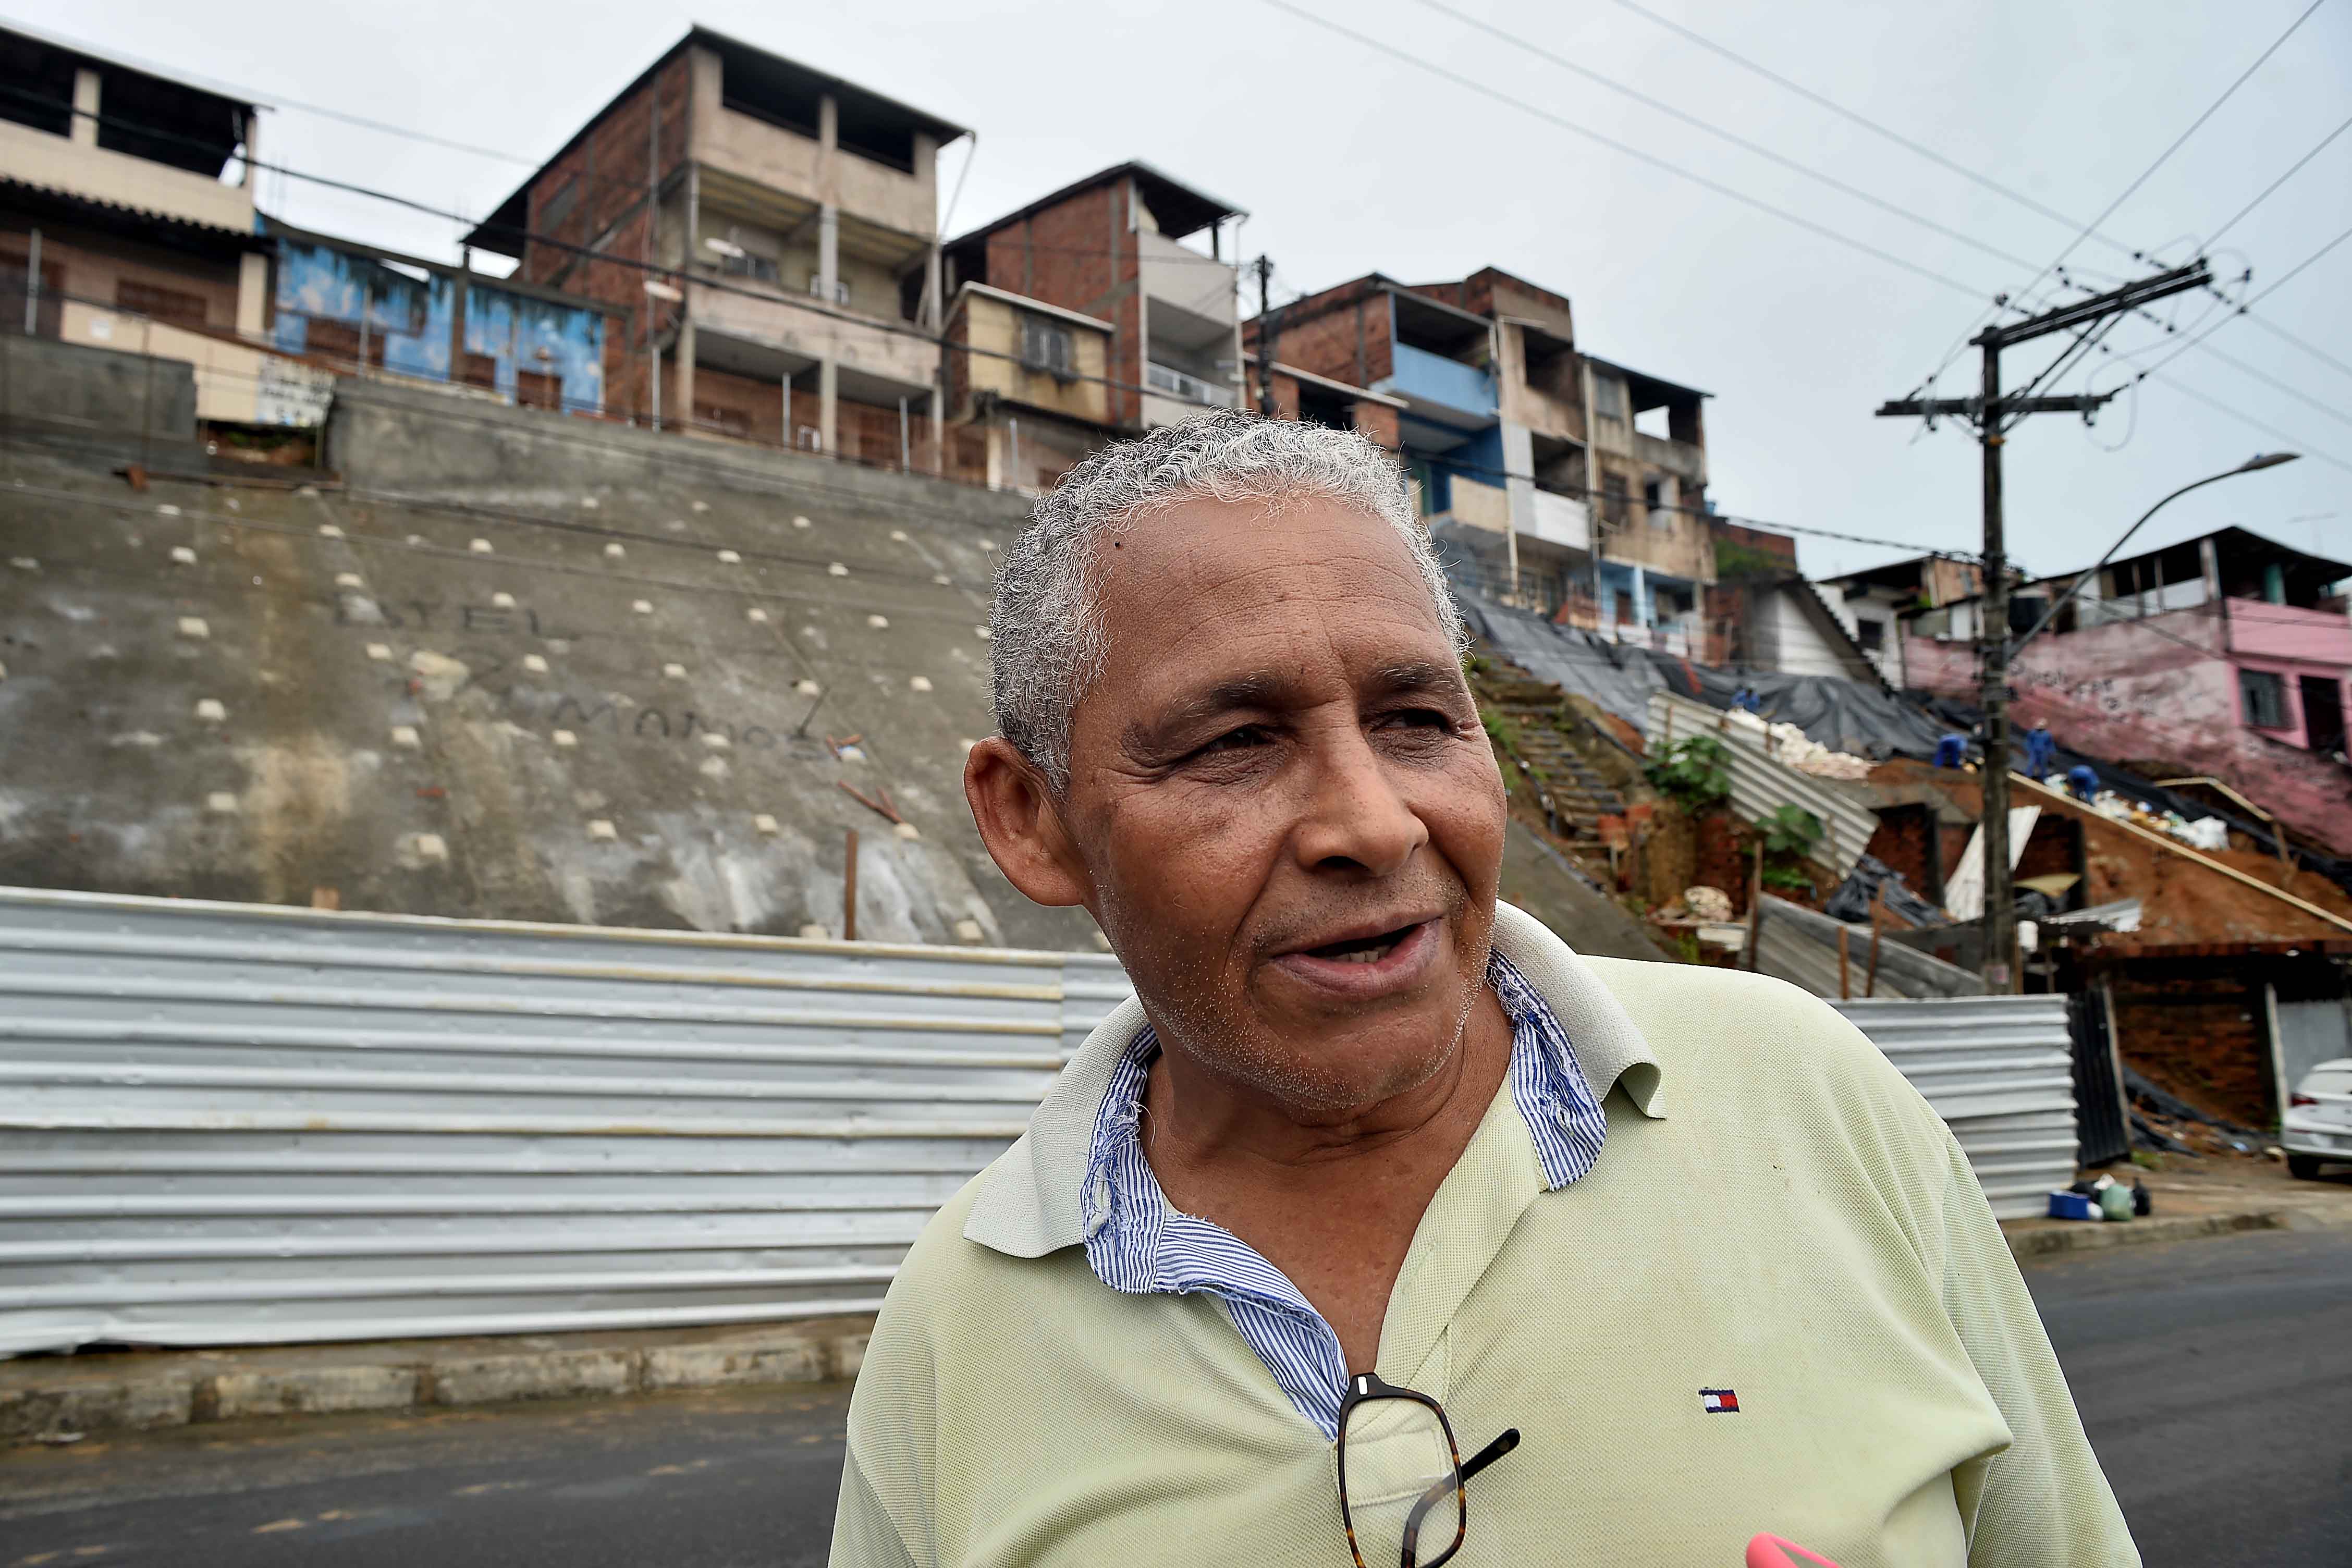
[831,903,2138,1567]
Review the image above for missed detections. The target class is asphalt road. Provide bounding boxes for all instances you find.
[2025,1224,2352,1568]
[2,1228,2345,1568]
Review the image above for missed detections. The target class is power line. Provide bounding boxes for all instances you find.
[1597,0,2149,267]
[2201,107,2352,249]
[2146,369,2352,476]
[1398,0,2064,279]
[2238,309,2352,384]
[0,15,546,168]
[2091,218,2352,407]
[1906,0,2326,398]
[1253,0,1995,303]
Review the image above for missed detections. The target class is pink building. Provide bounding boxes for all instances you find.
[1902,527,2352,854]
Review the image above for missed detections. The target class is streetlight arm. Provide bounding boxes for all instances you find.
[2007,454,2298,664]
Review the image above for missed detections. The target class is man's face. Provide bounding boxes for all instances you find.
[1056,496,1506,1116]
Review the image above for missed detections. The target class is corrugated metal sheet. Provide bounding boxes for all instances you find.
[1645,690,1881,876]
[1755,895,1985,1001]
[0,884,2075,1354]
[1833,995,2080,1219]
[0,886,1132,1358]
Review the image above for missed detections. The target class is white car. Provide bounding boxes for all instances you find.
[2284,1058,2352,1180]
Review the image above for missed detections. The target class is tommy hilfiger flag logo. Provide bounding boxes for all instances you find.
[1700,1388,1741,1413]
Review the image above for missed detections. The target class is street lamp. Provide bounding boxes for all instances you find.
[2010,452,2299,661]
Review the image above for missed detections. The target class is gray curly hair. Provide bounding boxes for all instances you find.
[988,411,1465,791]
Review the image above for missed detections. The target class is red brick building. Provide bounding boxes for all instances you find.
[941,162,1245,459]
[465,27,966,463]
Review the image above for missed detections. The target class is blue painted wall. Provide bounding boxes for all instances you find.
[1450,424,1505,484]
[273,240,605,412]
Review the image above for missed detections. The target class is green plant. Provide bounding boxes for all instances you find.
[1755,804,1824,860]
[1645,735,1731,807]
[1750,805,1824,900]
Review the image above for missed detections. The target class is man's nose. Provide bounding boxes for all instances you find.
[1291,725,1428,877]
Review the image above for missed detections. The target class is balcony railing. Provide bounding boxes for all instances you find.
[1384,341,1496,421]
[1147,361,1238,408]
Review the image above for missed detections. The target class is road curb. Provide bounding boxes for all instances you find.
[0,1315,875,1448]
[6,1206,2341,1447]
[2005,1202,2351,1261]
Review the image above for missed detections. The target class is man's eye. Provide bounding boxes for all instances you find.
[1380,708,1454,730]
[1199,725,1270,754]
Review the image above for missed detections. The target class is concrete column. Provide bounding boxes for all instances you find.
[1632,564,1650,630]
[675,316,696,428]
[915,132,941,328]
[819,207,839,304]
[446,249,469,377]
[70,70,99,147]
[1501,420,1536,539]
[818,357,837,452]
[817,94,840,305]
[239,110,257,187]
[235,252,268,338]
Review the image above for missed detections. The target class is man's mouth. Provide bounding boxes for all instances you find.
[1269,915,1444,996]
[1306,926,1420,964]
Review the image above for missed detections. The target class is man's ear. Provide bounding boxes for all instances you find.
[963,737,1092,909]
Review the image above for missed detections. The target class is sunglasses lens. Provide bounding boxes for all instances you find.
[1341,1396,1462,1567]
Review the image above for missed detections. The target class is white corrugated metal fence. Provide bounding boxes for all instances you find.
[1832,995,2080,1219]
[0,886,1124,1357]
[0,887,2075,1355]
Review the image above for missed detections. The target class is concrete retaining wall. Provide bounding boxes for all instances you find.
[326,379,1035,527]
[0,333,198,462]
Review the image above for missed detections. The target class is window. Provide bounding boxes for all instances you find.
[720,251,780,284]
[116,280,210,328]
[515,370,562,411]
[1020,314,1074,378]
[302,318,384,369]
[1601,473,1629,526]
[1855,618,1886,652]
[2239,668,2288,729]
[1592,375,1626,420]
[1643,477,1667,528]
[458,352,498,388]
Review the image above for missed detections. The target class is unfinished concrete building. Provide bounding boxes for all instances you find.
[467,27,967,466]
[940,163,1246,488]
[1246,266,1715,651]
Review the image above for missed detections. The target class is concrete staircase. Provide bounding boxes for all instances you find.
[1474,660,1631,850]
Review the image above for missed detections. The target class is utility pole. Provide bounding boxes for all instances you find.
[1878,259,2209,991]
[1253,255,1279,418]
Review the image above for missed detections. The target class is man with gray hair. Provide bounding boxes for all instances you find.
[830,412,2135,1567]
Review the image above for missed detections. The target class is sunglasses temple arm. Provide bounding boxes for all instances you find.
[1398,1429,1522,1566]
[1460,1427,1521,1486]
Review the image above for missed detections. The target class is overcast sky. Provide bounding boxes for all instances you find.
[37,0,2352,579]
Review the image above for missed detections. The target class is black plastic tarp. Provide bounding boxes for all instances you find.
[1679,668,1953,760]
[1455,598,1671,731]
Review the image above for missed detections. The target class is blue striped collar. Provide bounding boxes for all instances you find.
[1075,951,1610,1437]
[963,903,1666,1264]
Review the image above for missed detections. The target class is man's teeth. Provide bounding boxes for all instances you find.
[1329,937,1398,963]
